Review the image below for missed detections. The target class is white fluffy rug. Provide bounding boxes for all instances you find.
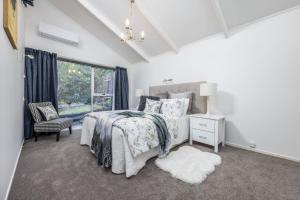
[155,146,221,184]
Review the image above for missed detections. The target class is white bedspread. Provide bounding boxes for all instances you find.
[80,111,190,177]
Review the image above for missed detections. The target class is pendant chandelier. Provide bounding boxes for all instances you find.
[120,0,145,42]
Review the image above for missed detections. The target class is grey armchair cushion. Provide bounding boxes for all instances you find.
[37,105,59,121]
[34,118,72,132]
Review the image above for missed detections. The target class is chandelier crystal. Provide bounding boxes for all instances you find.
[120,0,145,42]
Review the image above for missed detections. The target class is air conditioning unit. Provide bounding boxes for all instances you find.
[38,22,79,45]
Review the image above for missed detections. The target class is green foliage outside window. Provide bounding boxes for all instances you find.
[57,59,114,118]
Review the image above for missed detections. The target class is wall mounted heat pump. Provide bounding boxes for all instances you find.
[38,22,79,45]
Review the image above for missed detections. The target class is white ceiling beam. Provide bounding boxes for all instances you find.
[211,0,230,38]
[135,0,179,54]
[76,0,150,62]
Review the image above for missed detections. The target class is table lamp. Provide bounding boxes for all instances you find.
[200,83,218,115]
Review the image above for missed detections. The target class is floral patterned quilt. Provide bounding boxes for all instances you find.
[114,113,179,158]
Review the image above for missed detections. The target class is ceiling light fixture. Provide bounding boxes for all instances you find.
[120,0,145,42]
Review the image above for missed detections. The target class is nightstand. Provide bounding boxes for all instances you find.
[189,114,225,153]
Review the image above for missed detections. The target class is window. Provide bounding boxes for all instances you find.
[57,59,114,121]
[92,67,114,112]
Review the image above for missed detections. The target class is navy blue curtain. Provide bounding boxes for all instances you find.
[114,67,129,110]
[22,0,34,7]
[24,48,58,139]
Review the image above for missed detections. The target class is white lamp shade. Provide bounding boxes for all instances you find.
[135,89,144,97]
[200,83,218,96]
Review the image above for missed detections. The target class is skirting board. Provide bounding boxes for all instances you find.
[5,139,24,200]
[225,141,300,163]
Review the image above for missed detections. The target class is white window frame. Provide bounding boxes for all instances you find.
[91,68,114,112]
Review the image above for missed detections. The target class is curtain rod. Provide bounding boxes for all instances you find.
[57,56,115,70]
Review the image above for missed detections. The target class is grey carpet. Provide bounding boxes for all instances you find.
[9,130,300,200]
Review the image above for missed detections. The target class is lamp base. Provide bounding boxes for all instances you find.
[206,96,211,116]
[204,112,211,116]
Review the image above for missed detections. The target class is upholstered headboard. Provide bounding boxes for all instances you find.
[149,82,207,114]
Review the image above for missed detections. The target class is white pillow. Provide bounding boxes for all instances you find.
[144,99,162,113]
[168,92,193,113]
[160,99,187,118]
[182,98,190,115]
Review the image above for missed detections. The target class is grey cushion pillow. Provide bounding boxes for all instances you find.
[168,91,193,113]
[155,92,168,99]
[37,105,59,121]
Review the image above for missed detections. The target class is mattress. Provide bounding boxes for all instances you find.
[80,111,190,177]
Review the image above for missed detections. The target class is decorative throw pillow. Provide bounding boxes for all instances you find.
[37,105,59,121]
[155,92,168,99]
[169,91,193,113]
[144,99,162,113]
[138,96,160,111]
[160,99,186,118]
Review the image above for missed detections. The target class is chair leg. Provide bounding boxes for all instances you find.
[69,126,72,135]
[56,132,60,142]
[34,131,38,142]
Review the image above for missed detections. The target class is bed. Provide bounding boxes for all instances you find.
[80,82,207,177]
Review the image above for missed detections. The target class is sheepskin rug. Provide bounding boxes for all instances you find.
[155,146,221,184]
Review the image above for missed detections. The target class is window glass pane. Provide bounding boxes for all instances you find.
[57,60,92,118]
[93,96,113,111]
[94,68,114,95]
[57,59,114,123]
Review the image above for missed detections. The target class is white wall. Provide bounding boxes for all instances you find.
[131,8,300,161]
[0,1,25,199]
[24,0,129,67]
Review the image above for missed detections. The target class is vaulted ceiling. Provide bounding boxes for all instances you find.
[48,0,300,63]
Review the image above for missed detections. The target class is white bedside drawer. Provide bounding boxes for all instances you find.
[190,117,215,132]
[192,129,214,146]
